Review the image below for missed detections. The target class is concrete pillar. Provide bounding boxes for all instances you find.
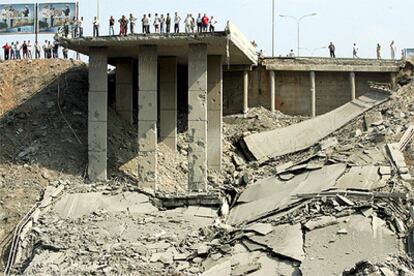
[207,55,223,171]
[310,71,316,118]
[269,70,276,113]
[390,72,397,90]
[159,57,177,151]
[350,72,356,100]
[88,48,108,181]
[188,44,208,192]
[115,59,133,124]
[138,45,158,190]
[243,70,249,114]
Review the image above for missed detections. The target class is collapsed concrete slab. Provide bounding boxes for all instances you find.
[242,91,390,162]
[301,215,400,275]
[228,164,347,225]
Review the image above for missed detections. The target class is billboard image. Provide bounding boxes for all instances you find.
[0,4,35,34]
[38,2,76,33]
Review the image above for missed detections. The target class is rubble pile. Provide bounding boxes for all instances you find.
[2,60,414,275]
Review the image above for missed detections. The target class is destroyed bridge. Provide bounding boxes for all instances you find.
[59,22,403,192]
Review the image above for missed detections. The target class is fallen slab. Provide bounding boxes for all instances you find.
[248,224,305,262]
[301,215,400,275]
[242,92,389,161]
[334,166,385,191]
[53,192,157,218]
[228,164,346,225]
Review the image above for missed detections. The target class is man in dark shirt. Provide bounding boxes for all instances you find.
[22,41,28,59]
[166,13,171,33]
[329,42,336,58]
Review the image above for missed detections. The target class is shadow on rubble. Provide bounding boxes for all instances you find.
[0,64,141,180]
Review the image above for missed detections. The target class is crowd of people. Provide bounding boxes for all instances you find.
[2,39,70,60]
[92,12,218,37]
[285,41,402,60]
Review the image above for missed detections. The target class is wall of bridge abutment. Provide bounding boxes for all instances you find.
[225,66,399,117]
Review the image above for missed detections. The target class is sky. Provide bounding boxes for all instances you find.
[0,0,413,59]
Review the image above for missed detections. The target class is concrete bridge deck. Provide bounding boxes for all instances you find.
[263,57,402,72]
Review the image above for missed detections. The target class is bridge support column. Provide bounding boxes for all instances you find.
[310,71,316,118]
[350,72,356,100]
[207,55,223,171]
[243,70,249,114]
[138,45,158,190]
[390,72,397,90]
[270,70,276,113]
[159,57,177,151]
[188,44,208,191]
[88,48,108,181]
[116,59,134,124]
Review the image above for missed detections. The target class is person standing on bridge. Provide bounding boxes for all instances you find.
[174,12,181,33]
[352,43,359,58]
[390,40,397,60]
[129,13,137,34]
[328,42,336,58]
[209,16,217,32]
[376,43,381,60]
[202,13,209,32]
[93,16,100,37]
[34,41,41,59]
[166,13,171,33]
[109,16,115,36]
[196,13,202,33]
[2,42,10,60]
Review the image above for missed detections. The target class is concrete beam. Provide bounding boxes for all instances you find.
[269,71,276,113]
[350,72,356,100]
[243,70,249,114]
[207,55,223,171]
[88,47,108,181]
[188,44,208,192]
[310,71,316,118]
[159,57,177,151]
[138,45,158,190]
[115,59,134,124]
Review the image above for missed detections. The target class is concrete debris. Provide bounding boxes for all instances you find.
[304,216,339,231]
[228,164,346,225]
[242,91,389,162]
[320,137,338,150]
[302,215,400,275]
[364,111,384,129]
[398,125,414,151]
[53,192,157,218]
[335,166,385,191]
[248,224,305,262]
[243,222,273,236]
[386,143,412,179]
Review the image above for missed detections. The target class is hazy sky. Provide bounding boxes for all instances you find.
[0,0,412,59]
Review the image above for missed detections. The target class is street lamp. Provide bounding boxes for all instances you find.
[272,0,275,56]
[279,13,317,57]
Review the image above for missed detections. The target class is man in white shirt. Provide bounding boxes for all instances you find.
[390,41,397,60]
[353,43,359,58]
[129,13,137,34]
[174,12,181,33]
[153,13,160,33]
[27,40,32,59]
[93,16,99,37]
[184,14,192,33]
[78,17,84,37]
[209,16,217,32]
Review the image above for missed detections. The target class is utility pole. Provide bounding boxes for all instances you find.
[279,13,317,57]
[272,0,275,56]
[97,0,100,19]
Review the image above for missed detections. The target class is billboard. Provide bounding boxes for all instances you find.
[38,2,76,33]
[404,48,414,58]
[0,4,35,34]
